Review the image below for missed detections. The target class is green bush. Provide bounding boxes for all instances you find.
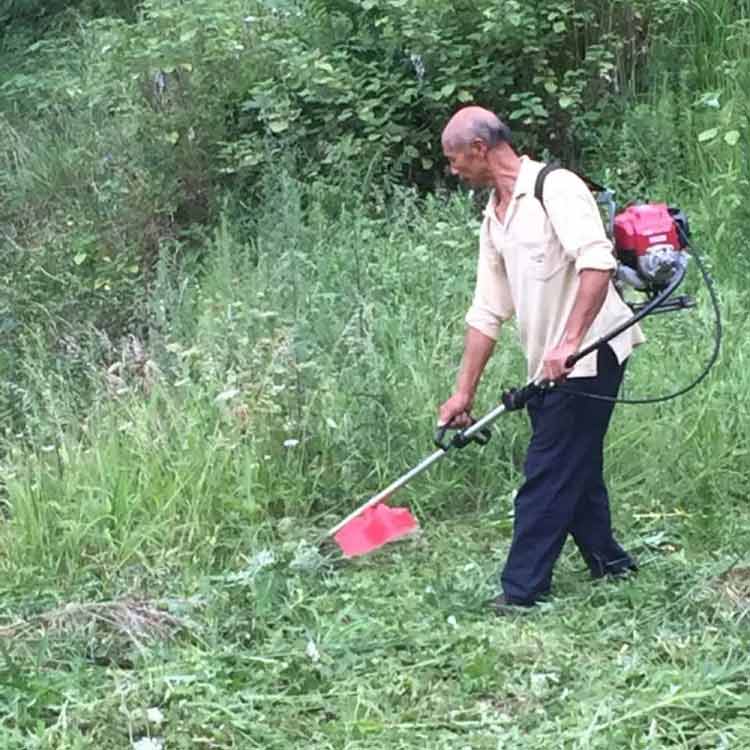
[0,0,746,488]
[1,0,694,194]
[0,0,138,27]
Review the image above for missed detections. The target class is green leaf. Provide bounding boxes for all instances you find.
[553,21,566,33]
[698,128,718,143]
[73,252,87,266]
[558,95,573,110]
[268,119,289,133]
[724,130,741,146]
[166,131,180,145]
[438,82,456,99]
[458,90,473,102]
[544,80,558,94]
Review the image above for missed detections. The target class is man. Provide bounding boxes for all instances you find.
[438,106,644,612]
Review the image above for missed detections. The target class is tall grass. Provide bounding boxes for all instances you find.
[1,3,750,747]
[660,0,750,91]
[0,166,744,583]
[0,0,745,583]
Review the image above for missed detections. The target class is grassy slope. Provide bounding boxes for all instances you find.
[1,184,748,748]
[2,2,750,748]
[3,510,750,749]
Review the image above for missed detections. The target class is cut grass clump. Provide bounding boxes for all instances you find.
[714,566,750,618]
[0,598,184,648]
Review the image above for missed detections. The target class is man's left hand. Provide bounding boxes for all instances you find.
[542,340,579,382]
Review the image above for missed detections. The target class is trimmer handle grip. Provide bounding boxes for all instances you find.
[501,382,543,411]
[434,418,492,451]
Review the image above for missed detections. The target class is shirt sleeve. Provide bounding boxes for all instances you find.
[464,218,515,340]
[543,170,617,274]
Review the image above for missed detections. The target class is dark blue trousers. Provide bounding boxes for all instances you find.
[501,345,635,604]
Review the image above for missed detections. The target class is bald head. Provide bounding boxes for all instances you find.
[441,106,512,151]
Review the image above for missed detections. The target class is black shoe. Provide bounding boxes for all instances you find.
[591,556,638,580]
[490,594,537,617]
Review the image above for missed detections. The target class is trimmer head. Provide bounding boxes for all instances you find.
[333,502,419,557]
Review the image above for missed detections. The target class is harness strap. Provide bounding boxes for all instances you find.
[534,161,608,213]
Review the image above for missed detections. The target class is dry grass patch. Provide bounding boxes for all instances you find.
[0,597,184,649]
[715,566,750,616]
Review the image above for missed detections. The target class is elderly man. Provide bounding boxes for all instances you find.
[438,106,644,612]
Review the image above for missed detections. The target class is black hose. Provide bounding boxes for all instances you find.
[558,228,722,405]
[566,257,688,369]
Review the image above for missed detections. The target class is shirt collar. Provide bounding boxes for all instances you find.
[485,155,535,217]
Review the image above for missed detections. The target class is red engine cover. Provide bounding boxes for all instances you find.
[613,203,679,257]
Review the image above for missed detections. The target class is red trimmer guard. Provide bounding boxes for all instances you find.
[333,502,419,557]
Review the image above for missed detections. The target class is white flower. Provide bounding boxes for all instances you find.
[306,639,321,663]
[283,438,300,448]
[146,708,165,726]
[133,738,164,750]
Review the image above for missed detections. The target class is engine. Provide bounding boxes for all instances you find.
[612,203,690,294]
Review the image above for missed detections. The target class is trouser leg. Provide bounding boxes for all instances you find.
[500,388,596,603]
[570,453,635,577]
[566,346,634,576]
[500,346,629,603]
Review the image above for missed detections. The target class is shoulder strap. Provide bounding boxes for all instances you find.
[534,160,608,214]
[534,161,562,214]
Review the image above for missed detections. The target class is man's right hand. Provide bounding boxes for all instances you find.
[438,391,474,428]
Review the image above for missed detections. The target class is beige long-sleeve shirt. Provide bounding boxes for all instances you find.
[465,156,645,381]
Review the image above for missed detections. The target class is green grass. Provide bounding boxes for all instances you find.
[0,180,747,747]
[3,509,750,748]
[2,0,750,747]
[0,181,741,576]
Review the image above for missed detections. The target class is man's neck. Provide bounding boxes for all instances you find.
[488,150,522,204]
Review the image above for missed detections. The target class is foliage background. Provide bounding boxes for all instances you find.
[1,0,749,748]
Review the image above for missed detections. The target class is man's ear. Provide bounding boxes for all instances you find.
[470,138,487,157]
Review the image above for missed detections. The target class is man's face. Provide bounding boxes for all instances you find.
[442,139,489,186]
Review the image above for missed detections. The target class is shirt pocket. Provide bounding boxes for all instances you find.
[519,224,565,282]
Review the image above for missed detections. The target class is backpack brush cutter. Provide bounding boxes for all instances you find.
[328,172,722,558]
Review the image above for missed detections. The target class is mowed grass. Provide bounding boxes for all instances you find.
[2,1,749,746]
[3,501,750,749]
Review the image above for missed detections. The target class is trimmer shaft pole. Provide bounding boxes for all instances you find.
[327,403,508,538]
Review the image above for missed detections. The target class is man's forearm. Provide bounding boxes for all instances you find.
[561,269,610,349]
[456,326,496,399]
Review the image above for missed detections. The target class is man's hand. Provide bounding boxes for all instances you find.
[544,269,610,381]
[542,340,578,382]
[439,326,496,428]
[543,269,611,381]
[438,391,473,428]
